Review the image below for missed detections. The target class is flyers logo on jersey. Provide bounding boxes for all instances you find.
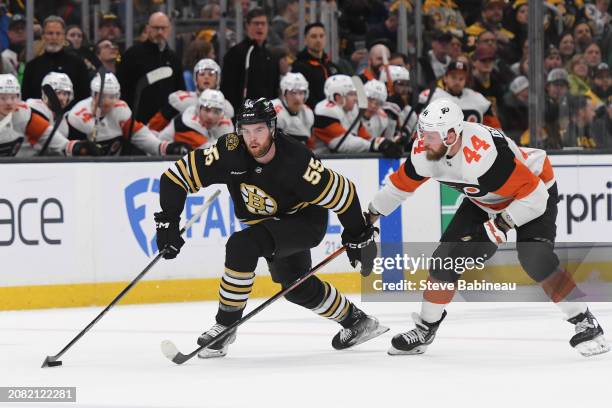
[240,183,278,215]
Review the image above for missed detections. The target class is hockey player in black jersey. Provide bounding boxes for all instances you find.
[155,97,388,358]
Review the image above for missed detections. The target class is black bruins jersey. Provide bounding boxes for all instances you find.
[160,130,367,235]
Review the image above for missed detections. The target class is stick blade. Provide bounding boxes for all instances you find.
[41,356,62,368]
[161,340,193,365]
[146,67,173,85]
[351,76,368,110]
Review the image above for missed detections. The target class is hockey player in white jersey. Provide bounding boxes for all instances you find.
[271,72,313,144]
[380,65,418,137]
[361,79,393,139]
[368,98,609,357]
[0,73,96,157]
[418,61,501,129]
[65,72,191,156]
[312,74,401,157]
[148,58,234,131]
[27,72,73,123]
[158,89,234,149]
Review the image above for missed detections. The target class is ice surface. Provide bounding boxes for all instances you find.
[1,298,611,408]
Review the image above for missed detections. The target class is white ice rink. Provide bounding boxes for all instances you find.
[2,298,612,408]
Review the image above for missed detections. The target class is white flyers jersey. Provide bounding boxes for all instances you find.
[169,90,235,119]
[66,97,163,156]
[419,86,491,123]
[372,122,555,227]
[361,109,389,139]
[0,102,67,156]
[158,105,234,149]
[312,99,372,153]
[271,98,313,144]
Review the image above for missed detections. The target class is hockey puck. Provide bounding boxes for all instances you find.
[47,360,63,367]
[41,357,63,368]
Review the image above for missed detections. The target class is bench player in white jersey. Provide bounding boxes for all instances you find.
[148,58,234,131]
[361,79,393,139]
[158,89,234,149]
[65,72,190,156]
[271,72,313,144]
[418,61,501,129]
[0,73,95,157]
[380,65,418,137]
[368,99,609,357]
[312,74,401,157]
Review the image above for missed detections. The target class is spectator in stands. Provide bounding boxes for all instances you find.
[418,60,501,128]
[220,8,279,111]
[559,32,576,63]
[584,0,611,40]
[544,46,563,75]
[471,45,506,117]
[573,22,593,54]
[95,39,119,74]
[269,0,298,47]
[567,54,602,106]
[283,24,299,64]
[182,39,215,92]
[97,13,123,48]
[358,44,391,83]
[465,0,517,63]
[292,22,341,109]
[448,34,463,60]
[1,14,26,77]
[366,9,399,52]
[66,25,97,76]
[423,0,466,39]
[418,30,451,88]
[584,42,603,76]
[566,95,597,148]
[508,0,528,54]
[201,3,221,20]
[116,12,185,122]
[592,63,611,102]
[22,16,90,102]
[389,52,410,70]
[137,23,149,43]
[544,68,570,149]
[499,75,529,145]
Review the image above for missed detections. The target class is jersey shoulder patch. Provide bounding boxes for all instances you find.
[169,91,197,112]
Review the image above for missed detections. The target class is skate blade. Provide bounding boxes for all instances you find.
[575,335,611,357]
[387,344,428,356]
[344,325,390,350]
[197,346,228,359]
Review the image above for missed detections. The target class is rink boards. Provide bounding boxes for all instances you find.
[1,154,611,310]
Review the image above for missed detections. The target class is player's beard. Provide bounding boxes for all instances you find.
[247,136,274,158]
[426,144,448,161]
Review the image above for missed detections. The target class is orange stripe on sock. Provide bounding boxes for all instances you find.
[423,278,456,304]
[541,268,577,303]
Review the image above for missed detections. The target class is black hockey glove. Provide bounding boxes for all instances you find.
[164,142,192,156]
[341,222,379,277]
[71,140,103,156]
[154,212,185,259]
[371,138,403,159]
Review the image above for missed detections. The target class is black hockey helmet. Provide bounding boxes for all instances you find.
[236,98,277,137]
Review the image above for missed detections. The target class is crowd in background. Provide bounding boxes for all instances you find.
[0,0,611,158]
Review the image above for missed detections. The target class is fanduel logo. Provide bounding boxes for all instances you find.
[125,178,160,257]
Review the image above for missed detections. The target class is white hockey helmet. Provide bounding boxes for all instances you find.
[0,73,21,96]
[417,98,464,146]
[90,72,121,97]
[324,74,355,100]
[193,58,221,86]
[280,72,309,100]
[379,65,410,83]
[364,79,387,103]
[42,72,74,103]
[198,89,225,111]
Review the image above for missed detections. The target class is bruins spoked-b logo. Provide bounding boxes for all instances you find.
[225,133,240,151]
[240,183,278,215]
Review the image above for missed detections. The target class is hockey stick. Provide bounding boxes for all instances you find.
[330,75,368,153]
[42,189,222,368]
[242,45,255,103]
[38,84,64,156]
[91,67,107,143]
[161,245,348,365]
[124,66,174,153]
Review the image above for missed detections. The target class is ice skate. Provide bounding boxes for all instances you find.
[332,307,389,350]
[388,310,447,355]
[197,323,237,359]
[568,309,610,357]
